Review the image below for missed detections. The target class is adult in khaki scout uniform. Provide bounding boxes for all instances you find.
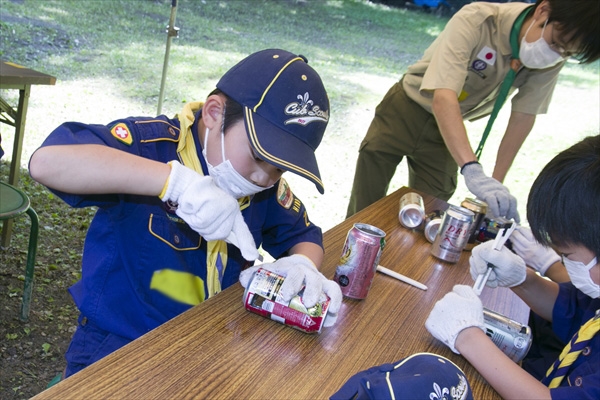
[346,0,600,221]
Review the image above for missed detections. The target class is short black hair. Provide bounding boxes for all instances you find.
[208,88,244,132]
[536,0,600,63]
[527,135,600,256]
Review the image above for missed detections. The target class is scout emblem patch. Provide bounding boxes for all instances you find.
[111,122,133,145]
[277,178,294,209]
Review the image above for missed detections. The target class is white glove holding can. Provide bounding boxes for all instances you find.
[240,254,343,326]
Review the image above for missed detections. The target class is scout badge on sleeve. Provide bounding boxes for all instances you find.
[330,352,473,400]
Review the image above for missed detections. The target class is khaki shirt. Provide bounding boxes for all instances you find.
[403,2,563,121]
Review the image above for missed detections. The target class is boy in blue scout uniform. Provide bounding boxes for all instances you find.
[426,135,600,399]
[346,0,600,222]
[29,49,343,378]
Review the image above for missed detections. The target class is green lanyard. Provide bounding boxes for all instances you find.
[474,7,532,159]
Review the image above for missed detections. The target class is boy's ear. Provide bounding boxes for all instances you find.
[534,0,551,20]
[201,94,225,130]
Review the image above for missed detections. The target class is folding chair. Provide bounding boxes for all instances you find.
[0,181,39,321]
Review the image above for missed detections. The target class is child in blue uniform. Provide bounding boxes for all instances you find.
[425,135,599,399]
[29,49,343,378]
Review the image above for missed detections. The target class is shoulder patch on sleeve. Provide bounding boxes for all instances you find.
[276,178,294,209]
[110,122,133,146]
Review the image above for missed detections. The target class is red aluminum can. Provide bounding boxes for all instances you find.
[243,268,331,334]
[333,223,386,299]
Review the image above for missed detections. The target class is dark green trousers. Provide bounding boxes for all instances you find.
[346,80,458,218]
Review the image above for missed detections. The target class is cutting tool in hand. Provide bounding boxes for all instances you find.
[473,219,517,295]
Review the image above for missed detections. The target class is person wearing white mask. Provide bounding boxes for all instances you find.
[346,0,600,223]
[426,135,600,399]
[29,49,342,379]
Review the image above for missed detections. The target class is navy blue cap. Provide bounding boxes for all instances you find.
[216,49,329,194]
[330,353,473,400]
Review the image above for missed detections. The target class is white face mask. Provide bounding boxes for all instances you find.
[563,256,600,299]
[202,126,267,199]
[520,19,564,69]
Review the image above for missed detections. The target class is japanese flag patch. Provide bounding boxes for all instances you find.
[110,122,133,145]
[476,46,497,66]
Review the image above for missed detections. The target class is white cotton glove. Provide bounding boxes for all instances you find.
[510,226,560,276]
[425,285,485,354]
[461,162,520,223]
[160,160,259,261]
[470,240,526,288]
[239,254,343,326]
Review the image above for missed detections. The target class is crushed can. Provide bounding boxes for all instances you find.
[424,210,444,243]
[243,268,331,333]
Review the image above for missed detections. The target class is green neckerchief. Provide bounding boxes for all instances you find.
[474,7,532,159]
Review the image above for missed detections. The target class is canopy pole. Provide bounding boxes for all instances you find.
[157,0,179,115]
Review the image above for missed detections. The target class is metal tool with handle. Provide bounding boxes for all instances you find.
[473,219,517,295]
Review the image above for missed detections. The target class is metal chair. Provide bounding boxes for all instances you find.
[0,181,39,321]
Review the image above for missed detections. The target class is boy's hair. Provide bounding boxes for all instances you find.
[536,0,600,63]
[208,88,244,133]
[528,135,600,256]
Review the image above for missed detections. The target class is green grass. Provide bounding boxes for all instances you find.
[1,0,598,231]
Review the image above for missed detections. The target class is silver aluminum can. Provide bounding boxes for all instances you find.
[333,223,386,299]
[398,192,426,229]
[460,198,488,251]
[483,308,532,362]
[424,210,444,243]
[430,205,474,263]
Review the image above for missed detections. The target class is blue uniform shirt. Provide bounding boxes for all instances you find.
[546,282,600,400]
[37,113,323,341]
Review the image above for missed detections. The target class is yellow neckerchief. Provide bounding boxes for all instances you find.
[177,101,227,298]
[545,310,600,388]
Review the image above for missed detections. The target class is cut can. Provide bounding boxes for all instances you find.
[477,216,514,250]
[483,308,532,362]
[333,223,386,299]
[424,210,444,243]
[243,268,331,333]
[430,205,474,263]
[398,192,426,229]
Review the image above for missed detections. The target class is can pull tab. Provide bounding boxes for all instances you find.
[473,220,517,295]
